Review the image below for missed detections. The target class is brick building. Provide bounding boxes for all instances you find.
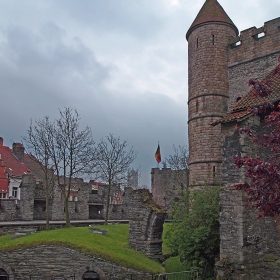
[187,0,280,278]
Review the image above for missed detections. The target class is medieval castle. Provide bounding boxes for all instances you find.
[1,0,280,279]
[187,0,280,186]
[186,0,280,279]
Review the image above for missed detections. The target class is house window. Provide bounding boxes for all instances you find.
[12,187,17,198]
[0,193,7,199]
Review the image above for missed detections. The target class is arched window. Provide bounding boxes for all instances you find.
[0,268,8,280]
[82,270,100,280]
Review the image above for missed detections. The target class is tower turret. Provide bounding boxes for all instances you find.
[187,0,238,185]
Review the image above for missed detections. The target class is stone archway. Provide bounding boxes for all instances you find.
[0,269,8,280]
[77,265,105,280]
[82,270,100,280]
[127,188,166,260]
[0,263,14,280]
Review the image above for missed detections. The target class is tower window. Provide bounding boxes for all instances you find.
[212,35,215,45]
[213,166,216,177]
[197,37,199,48]
[236,97,242,102]
[196,100,199,113]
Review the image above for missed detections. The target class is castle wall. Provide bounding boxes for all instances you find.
[228,18,280,66]
[228,18,280,109]
[151,168,188,214]
[218,117,280,279]
[228,52,280,110]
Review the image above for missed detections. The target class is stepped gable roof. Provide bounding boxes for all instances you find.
[211,66,280,126]
[23,153,51,181]
[0,142,31,177]
[0,159,9,192]
[186,0,238,39]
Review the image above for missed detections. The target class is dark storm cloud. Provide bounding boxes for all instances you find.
[0,0,279,185]
[0,22,112,142]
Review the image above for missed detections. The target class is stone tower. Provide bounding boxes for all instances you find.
[186,0,238,185]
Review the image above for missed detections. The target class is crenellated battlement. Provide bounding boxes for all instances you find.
[228,17,280,65]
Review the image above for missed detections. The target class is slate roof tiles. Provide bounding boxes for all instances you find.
[186,0,238,39]
[211,65,280,126]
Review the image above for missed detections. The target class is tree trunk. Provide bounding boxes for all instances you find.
[65,197,71,227]
[104,185,110,225]
[45,193,50,230]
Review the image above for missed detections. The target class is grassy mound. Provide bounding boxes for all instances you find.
[0,223,164,274]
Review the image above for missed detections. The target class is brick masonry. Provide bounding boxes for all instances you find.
[187,23,237,185]
[187,14,280,185]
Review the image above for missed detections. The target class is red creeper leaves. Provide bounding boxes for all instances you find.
[233,55,280,218]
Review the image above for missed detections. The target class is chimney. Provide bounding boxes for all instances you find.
[0,137,3,146]
[12,143,24,162]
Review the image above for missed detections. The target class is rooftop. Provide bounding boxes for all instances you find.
[211,64,280,126]
[186,0,238,39]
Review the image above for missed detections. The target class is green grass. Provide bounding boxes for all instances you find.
[0,224,164,274]
[162,222,172,255]
[164,256,187,272]
[162,223,187,273]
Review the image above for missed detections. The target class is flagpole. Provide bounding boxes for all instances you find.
[155,141,161,168]
[157,141,160,168]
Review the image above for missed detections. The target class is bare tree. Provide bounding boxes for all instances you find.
[93,134,137,224]
[23,117,57,230]
[24,108,96,228]
[165,145,189,189]
[52,108,95,227]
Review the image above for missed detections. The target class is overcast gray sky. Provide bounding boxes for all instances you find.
[0,0,279,186]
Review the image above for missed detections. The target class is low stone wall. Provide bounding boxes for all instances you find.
[0,199,21,221]
[108,204,129,220]
[0,245,157,280]
[0,221,112,236]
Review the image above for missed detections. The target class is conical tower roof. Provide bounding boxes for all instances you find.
[186,0,238,39]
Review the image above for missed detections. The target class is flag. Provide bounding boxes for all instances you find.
[155,144,161,163]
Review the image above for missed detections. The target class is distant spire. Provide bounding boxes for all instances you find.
[186,0,238,39]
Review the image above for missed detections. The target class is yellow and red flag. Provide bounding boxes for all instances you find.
[155,144,161,163]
